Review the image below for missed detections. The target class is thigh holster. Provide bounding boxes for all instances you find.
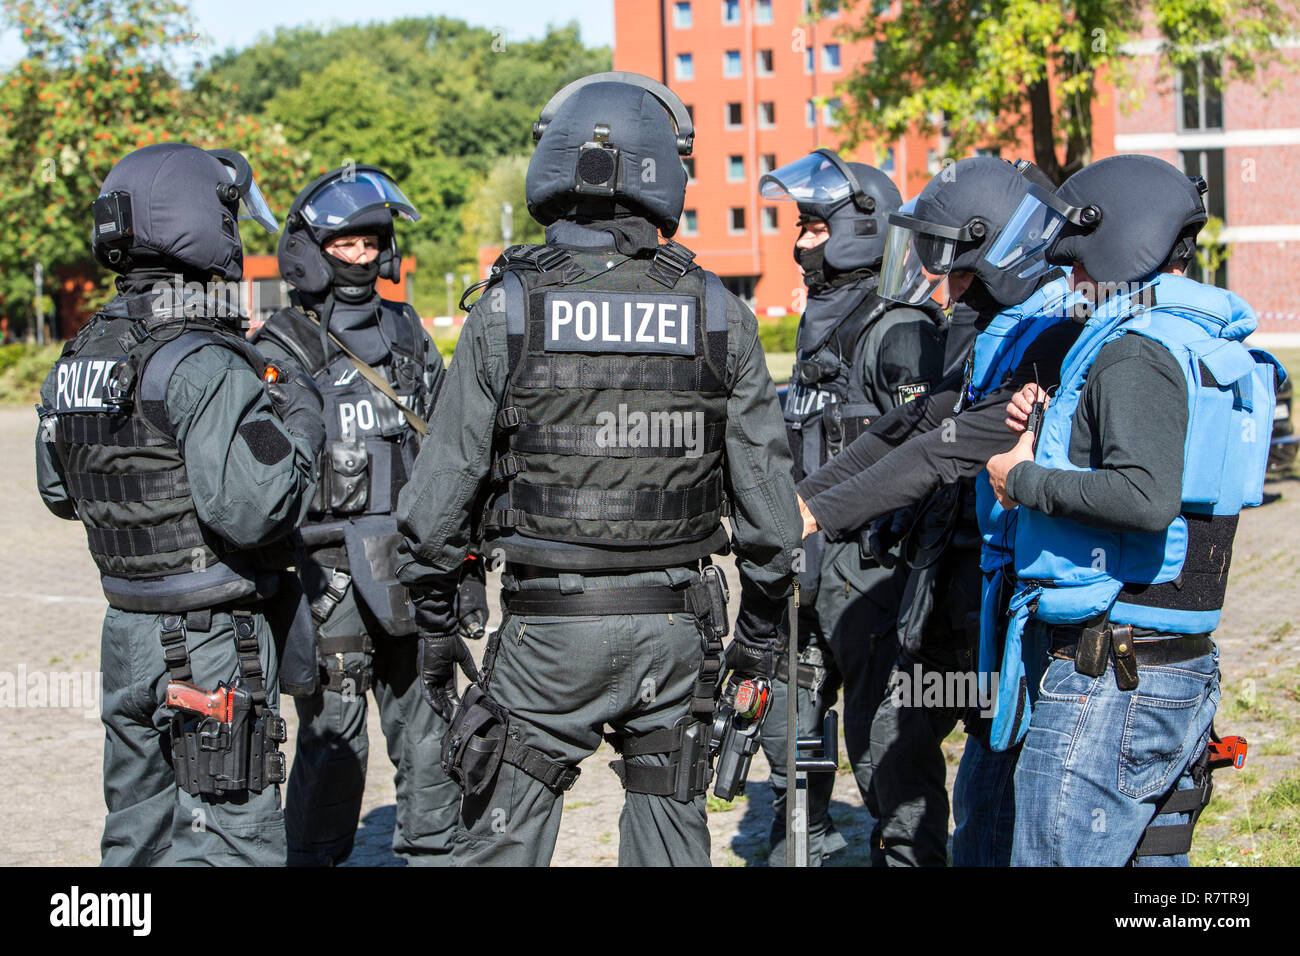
[607,714,712,804]
[441,684,580,797]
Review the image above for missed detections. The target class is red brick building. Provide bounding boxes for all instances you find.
[612,1,1294,332]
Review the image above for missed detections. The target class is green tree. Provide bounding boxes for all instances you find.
[835,0,1296,183]
[456,155,545,266]
[0,0,306,332]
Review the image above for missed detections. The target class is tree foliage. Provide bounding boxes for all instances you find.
[0,4,610,328]
[836,0,1296,183]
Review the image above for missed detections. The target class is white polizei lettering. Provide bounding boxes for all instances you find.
[658,302,676,344]
[601,300,620,341]
[338,403,356,435]
[355,399,376,431]
[680,304,690,345]
[550,299,574,340]
[636,303,655,343]
[575,301,597,341]
[624,302,633,341]
[57,364,71,409]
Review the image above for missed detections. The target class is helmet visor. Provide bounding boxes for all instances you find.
[982,186,1068,280]
[878,202,950,305]
[300,170,421,230]
[208,149,280,233]
[759,150,856,206]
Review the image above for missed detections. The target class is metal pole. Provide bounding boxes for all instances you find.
[444,272,454,318]
[786,580,802,866]
[34,262,45,345]
[501,202,514,247]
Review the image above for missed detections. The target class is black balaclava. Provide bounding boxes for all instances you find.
[316,250,387,364]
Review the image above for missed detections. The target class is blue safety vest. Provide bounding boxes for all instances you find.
[986,272,1283,750]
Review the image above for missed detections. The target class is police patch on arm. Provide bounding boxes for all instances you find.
[238,419,292,465]
[543,290,695,355]
[897,382,930,404]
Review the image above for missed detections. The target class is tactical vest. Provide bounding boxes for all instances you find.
[252,300,430,634]
[783,286,943,483]
[48,297,275,612]
[985,274,1281,750]
[482,241,732,571]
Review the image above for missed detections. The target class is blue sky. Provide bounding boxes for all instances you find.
[0,0,614,68]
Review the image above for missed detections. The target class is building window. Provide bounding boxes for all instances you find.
[756,49,774,75]
[1179,56,1223,132]
[675,53,694,81]
[880,147,895,175]
[682,157,696,183]
[760,153,777,174]
[755,0,773,24]
[723,50,742,77]
[762,207,779,233]
[926,149,941,175]
[728,207,747,234]
[821,44,841,72]
[823,97,841,126]
[727,154,745,181]
[805,0,840,15]
[804,48,814,74]
[722,0,740,24]
[1180,148,1225,222]
[673,1,692,28]
[758,101,776,128]
[975,146,1002,158]
[726,102,743,127]
[721,275,757,309]
[681,209,699,235]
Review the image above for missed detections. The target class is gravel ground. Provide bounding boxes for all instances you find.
[2,403,1295,866]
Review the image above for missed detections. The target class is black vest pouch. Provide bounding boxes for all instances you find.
[322,441,370,514]
[342,514,416,636]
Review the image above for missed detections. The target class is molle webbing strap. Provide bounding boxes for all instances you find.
[85,515,206,557]
[511,353,724,393]
[232,611,266,709]
[507,420,726,459]
[497,473,723,525]
[58,415,169,448]
[64,468,190,503]
[503,739,580,793]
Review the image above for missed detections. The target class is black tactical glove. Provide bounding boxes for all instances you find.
[724,635,775,682]
[454,555,489,642]
[414,585,480,720]
[265,366,326,455]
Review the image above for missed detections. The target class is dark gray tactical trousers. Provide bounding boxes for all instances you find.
[452,568,711,867]
[286,584,457,866]
[99,606,286,866]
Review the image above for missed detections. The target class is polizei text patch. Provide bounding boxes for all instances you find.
[544,291,696,356]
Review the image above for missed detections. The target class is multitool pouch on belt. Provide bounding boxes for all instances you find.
[1067,622,1139,691]
[161,612,287,796]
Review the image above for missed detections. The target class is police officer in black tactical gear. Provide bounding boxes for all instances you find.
[34,142,325,865]
[394,72,801,867]
[252,165,485,866]
[755,150,945,865]
[797,157,1085,866]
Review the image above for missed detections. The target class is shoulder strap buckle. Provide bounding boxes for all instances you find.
[647,241,697,288]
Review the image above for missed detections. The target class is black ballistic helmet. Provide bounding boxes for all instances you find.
[91,142,278,280]
[277,165,420,295]
[760,149,902,271]
[526,71,693,236]
[1045,154,1208,284]
[879,156,1047,307]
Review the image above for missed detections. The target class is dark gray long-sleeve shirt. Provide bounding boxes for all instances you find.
[1006,333,1187,534]
[799,320,1084,540]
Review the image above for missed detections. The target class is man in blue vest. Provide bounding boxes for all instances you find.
[797,157,1084,865]
[985,154,1282,865]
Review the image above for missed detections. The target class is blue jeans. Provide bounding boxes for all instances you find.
[1011,645,1219,866]
[952,734,1019,866]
